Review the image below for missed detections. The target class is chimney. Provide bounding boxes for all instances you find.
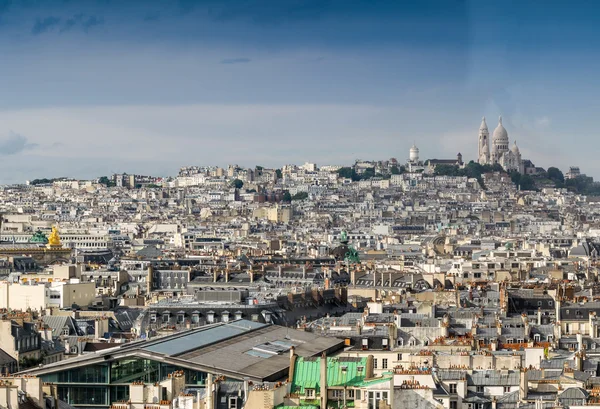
[213,269,218,283]
[320,353,327,409]
[575,352,583,371]
[302,266,306,280]
[278,265,283,278]
[350,268,356,286]
[249,269,254,283]
[225,269,229,283]
[206,373,213,409]
[537,307,542,325]
[577,332,583,353]
[519,369,528,401]
[288,347,297,381]
[147,265,154,294]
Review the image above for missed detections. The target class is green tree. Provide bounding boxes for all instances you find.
[30,178,53,185]
[361,167,376,180]
[231,179,244,189]
[282,191,292,202]
[547,167,564,185]
[510,171,521,186]
[275,169,282,179]
[519,174,536,191]
[337,167,354,179]
[292,192,309,200]
[97,176,116,187]
[391,165,401,175]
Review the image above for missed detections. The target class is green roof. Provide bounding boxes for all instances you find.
[291,357,370,395]
[276,406,318,409]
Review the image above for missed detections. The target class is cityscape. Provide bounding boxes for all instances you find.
[0,116,598,409]
[2,1,600,409]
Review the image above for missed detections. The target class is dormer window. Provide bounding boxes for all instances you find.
[306,389,315,399]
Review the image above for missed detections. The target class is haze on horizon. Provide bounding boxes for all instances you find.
[0,0,598,183]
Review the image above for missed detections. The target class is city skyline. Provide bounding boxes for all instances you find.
[0,1,599,182]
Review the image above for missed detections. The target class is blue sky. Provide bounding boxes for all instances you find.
[0,0,598,182]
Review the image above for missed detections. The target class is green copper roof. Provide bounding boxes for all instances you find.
[276,406,318,409]
[291,356,370,395]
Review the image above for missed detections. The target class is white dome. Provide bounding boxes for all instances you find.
[409,143,419,161]
[493,116,508,143]
[479,117,488,131]
[511,141,520,154]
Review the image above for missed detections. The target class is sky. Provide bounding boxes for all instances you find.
[0,0,599,183]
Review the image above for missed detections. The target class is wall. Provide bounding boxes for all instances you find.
[0,282,48,311]
[57,282,96,308]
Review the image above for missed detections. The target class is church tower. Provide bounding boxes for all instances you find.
[478,117,490,165]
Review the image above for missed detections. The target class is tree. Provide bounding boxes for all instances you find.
[337,167,354,179]
[547,167,565,185]
[282,191,292,202]
[97,176,116,187]
[30,178,53,185]
[292,192,309,200]
[519,174,536,191]
[231,179,244,189]
[275,169,282,179]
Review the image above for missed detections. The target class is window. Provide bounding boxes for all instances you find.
[449,384,457,394]
[347,390,355,399]
[504,387,511,393]
[306,389,315,399]
[397,353,402,361]
[450,401,458,409]
[549,301,553,306]
[228,397,237,409]
[382,359,388,369]
[476,386,484,393]
[62,327,70,336]
[332,390,343,398]
[373,358,378,369]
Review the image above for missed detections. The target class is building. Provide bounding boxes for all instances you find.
[19,320,344,408]
[478,116,524,173]
[567,166,582,179]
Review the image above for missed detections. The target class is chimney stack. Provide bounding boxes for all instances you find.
[320,353,327,409]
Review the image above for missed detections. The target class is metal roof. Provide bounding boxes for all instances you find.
[143,320,266,355]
